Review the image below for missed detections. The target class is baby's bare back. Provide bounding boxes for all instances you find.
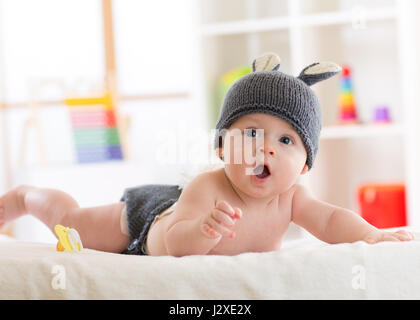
[146,169,294,256]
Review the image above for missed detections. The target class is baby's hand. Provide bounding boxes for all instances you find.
[363,229,415,244]
[200,200,242,239]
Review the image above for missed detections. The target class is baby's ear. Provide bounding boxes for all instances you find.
[252,52,281,72]
[297,62,341,86]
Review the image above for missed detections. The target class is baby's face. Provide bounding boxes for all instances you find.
[219,113,308,198]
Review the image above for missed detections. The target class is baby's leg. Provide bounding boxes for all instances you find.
[0,185,129,253]
[64,202,129,253]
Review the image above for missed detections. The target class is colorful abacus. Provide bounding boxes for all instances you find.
[338,65,359,124]
[65,93,124,163]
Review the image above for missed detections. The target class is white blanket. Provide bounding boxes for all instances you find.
[1,232,420,299]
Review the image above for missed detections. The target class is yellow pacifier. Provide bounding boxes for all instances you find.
[54,224,83,252]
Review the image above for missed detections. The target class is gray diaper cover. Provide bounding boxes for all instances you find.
[120,184,183,255]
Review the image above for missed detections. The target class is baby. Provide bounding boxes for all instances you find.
[0,53,414,256]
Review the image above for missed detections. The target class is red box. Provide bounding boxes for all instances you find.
[357,183,406,229]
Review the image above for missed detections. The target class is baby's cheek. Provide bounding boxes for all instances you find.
[288,155,305,175]
[276,159,301,188]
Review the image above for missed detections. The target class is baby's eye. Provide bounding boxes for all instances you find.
[244,128,259,138]
[279,136,293,145]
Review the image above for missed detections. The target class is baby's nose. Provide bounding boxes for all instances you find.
[259,145,275,156]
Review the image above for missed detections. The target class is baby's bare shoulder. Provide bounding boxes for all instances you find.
[184,169,220,194]
[169,170,221,222]
[291,183,313,201]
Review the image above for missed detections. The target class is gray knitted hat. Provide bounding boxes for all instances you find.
[213,52,341,170]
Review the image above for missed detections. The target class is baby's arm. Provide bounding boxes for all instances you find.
[164,173,241,256]
[291,184,414,244]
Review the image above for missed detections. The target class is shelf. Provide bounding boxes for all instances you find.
[320,123,404,140]
[200,6,396,36]
[299,6,395,27]
[2,92,191,110]
[200,16,290,36]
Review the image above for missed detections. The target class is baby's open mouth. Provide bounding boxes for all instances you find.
[253,164,271,179]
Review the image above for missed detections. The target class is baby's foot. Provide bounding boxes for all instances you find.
[0,186,28,228]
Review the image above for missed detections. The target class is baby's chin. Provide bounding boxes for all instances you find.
[241,185,283,201]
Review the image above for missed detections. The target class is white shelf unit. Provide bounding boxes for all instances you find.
[200,5,396,36]
[197,0,420,227]
[320,123,404,140]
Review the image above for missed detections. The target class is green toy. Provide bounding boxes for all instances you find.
[210,65,251,128]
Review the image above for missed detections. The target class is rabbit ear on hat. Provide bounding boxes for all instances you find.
[298,62,342,86]
[252,52,281,72]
